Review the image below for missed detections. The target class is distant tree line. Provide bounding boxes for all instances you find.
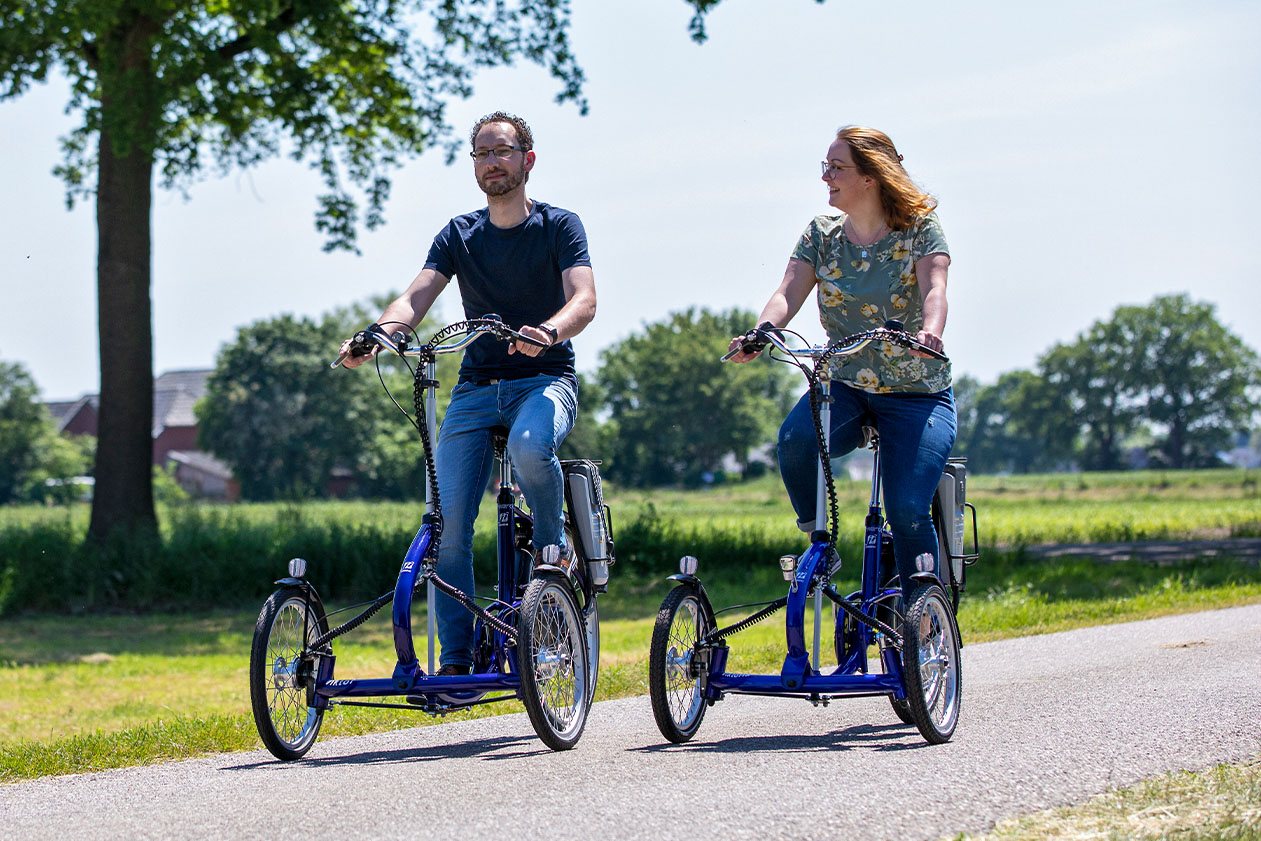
[954,294,1259,473]
[194,305,796,499]
[194,293,1257,498]
[3,293,1257,504]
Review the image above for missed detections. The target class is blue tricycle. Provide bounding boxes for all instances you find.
[649,323,979,745]
[249,318,614,757]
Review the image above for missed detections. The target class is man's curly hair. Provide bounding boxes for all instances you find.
[470,111,535,152]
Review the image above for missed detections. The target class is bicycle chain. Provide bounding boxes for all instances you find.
[823,585,903,648]
[702,597,788,645]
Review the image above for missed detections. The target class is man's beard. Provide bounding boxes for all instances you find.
[478,165,528,197]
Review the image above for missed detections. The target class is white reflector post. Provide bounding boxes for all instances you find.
[679,555,699,576]
[288,557,308,578]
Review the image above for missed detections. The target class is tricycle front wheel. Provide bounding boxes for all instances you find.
[517,574,590,751]
[649,586,712,743]
[900,583,962,744]
[249,586,329,761]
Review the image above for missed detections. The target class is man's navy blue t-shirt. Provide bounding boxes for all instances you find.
[424,201,591,383]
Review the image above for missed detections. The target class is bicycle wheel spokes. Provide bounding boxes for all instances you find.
[665,600,703,724]
[535,591,579,726]
[902,584,961,744]
[518,577,589,750]
[649,586,711,743]
[250,589,327,760]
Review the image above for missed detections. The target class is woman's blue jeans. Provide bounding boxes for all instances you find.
[777,384,956,592]
[432,374,577,668]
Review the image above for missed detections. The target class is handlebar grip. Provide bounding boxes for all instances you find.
[919,345,948,361]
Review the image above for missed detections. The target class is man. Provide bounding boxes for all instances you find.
[341,111,597,675]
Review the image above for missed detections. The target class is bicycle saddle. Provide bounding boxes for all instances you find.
[489,425,510,452]
[862,425,880,450]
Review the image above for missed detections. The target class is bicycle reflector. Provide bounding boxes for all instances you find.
[288,557,308,578]
[679,555,699,576]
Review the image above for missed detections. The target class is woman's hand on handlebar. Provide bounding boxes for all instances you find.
[723,321,778,363]
[911,330,945,359]
[725,335,762,363]
[337,336,379,369]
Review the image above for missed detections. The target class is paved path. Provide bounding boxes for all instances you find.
[1024,537,1261,564]
[3,605,1259,841]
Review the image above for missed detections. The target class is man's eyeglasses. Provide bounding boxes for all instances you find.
[471,146,525,162]
[820,160,858,177]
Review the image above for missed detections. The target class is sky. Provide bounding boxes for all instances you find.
[2,0,1259,401]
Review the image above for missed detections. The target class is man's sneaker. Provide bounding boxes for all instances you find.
[537,543,578,578]
[406,663,470,704]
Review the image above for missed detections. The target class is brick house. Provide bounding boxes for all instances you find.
[46,369,239,500]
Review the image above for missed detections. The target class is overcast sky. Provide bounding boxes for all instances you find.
[2,0,1258,401]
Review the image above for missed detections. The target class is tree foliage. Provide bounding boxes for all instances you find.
[199,303,464,500]
[597,308,796,487]
[0,0,629,535]
[958,294,1259,473]
[1123,294,1260,468]
[198,312,377,499]
[0,360,93,503]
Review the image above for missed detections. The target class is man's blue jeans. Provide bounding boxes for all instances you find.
[431,374,577,668]
[777,384,956,592]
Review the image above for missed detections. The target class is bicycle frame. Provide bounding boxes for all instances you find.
[652,323,968,745]
[308,331,541,711]
[698,365,907,702]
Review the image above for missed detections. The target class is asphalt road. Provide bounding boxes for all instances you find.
[3,604,1259,841]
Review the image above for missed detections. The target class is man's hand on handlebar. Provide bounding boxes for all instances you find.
[507,324,552,357]
[337,335,379,369]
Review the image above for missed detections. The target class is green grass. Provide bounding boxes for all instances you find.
[960,757,1261,840]
[3,549,1260,783]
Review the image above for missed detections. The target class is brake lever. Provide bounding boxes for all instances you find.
[721,321,777,361]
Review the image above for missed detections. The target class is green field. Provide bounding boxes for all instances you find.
[1,467,1259,783]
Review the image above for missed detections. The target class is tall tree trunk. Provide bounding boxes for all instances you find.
[87,60,157,541]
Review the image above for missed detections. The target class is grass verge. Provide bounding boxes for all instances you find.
[960,757,1261,840]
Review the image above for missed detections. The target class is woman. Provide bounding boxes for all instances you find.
[729,125,955,592]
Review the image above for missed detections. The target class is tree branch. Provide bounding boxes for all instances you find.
[215,2,302,63]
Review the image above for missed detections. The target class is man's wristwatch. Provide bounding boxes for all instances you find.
[538,322,559,346]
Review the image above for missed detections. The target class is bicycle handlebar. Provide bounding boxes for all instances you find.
[331,315,546,369]
[723,319,948,364]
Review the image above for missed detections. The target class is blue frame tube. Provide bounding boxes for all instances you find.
[390,525,433,687]
[317,673,522,699]
[712,671,902,695]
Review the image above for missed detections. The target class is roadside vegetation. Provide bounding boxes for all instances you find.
[963,757,1261,840]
